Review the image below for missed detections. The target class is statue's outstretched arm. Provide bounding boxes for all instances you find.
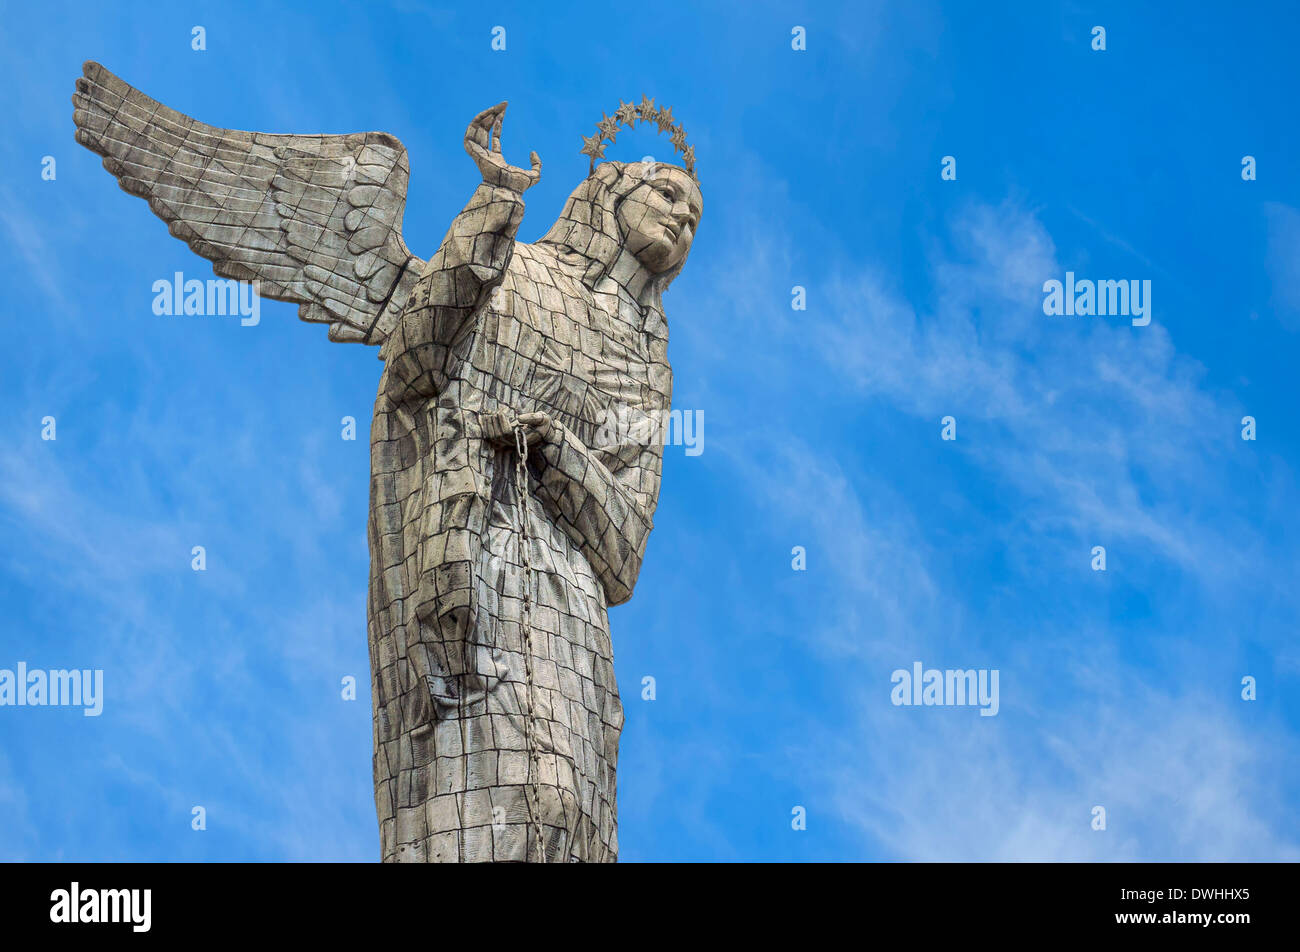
[383,103,540,400]
[429,102,540,308]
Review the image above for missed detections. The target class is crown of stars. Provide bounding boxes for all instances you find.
[580,97,698,180]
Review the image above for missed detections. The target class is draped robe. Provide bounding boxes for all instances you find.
[366,183,671,861]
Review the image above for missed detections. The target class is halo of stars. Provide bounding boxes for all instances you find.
[580,96,697,180]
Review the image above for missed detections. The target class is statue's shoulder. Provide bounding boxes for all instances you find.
[507,243,599,309]
[504,241,555,285]
[510,241,572,275]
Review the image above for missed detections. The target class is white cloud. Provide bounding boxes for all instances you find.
[700,197,1300,860]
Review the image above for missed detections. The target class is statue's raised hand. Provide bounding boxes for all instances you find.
[465,103,542,193]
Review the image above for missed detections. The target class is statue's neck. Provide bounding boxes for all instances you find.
[607,247,656,306]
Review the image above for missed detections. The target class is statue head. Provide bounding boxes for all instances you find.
[539,97,703,298]
[615,163,702,274]
[539,160,703,294]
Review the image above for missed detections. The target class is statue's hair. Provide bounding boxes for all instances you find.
[537,161,698,300]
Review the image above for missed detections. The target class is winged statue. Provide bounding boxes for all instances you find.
[73,61,703,862]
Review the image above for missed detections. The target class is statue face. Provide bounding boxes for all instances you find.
[617,166,702,274]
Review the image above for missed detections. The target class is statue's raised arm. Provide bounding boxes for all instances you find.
[71,61,422,344]
[381,102,541,403]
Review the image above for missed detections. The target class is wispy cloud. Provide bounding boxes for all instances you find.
[685,196,1300,860]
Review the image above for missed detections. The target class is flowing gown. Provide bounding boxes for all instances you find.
[366,230,670,862]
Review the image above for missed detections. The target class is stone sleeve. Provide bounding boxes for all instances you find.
[533,421,662,607]
[383,184,527,403]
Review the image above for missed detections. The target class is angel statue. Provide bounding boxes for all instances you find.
[72,62,702,862]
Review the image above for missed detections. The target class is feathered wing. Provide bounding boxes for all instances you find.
[71,61,423,344]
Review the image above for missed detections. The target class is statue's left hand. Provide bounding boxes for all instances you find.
[482,410,555,450]
[464,102,542,193]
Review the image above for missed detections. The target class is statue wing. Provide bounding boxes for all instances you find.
[72,61,422,344]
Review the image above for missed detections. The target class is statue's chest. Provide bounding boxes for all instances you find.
[475,260,652,426]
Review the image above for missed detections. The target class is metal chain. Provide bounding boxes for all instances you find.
[513,423,545,863]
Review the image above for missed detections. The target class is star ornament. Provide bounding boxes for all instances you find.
[580,132,607,162]
[595,113,621,145]
[637,96,657,124]
[596,113,621,143]
[615,99,639,128]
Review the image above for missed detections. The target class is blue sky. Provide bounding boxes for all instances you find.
[1,0,1298,861]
